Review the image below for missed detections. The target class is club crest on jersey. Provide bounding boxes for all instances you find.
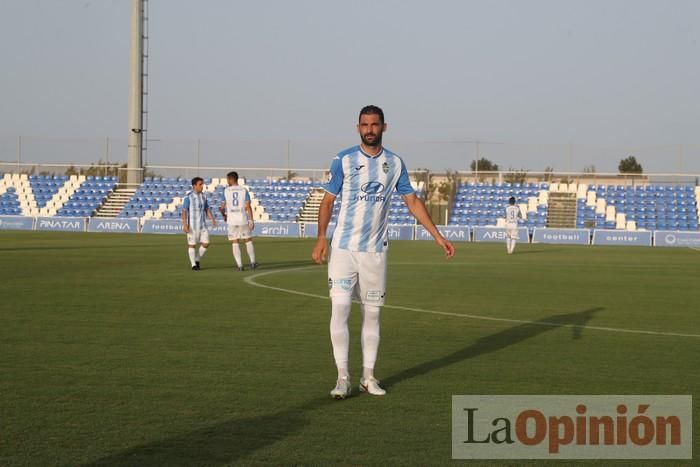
[382,162,389,174]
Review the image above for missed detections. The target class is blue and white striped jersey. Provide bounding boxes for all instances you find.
[223,185,251,226]
[323,145,415,252]
[182,191,210,231]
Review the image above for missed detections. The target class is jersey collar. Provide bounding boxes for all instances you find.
[359,145,384,159]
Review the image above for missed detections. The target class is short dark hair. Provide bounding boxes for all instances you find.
[359,105,384,124]
[191,177,204,186]
[226,171,238,181]
[509,196,516,204]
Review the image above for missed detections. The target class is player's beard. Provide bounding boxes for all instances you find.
[361,132,382,149]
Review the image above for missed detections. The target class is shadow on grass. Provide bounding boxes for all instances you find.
[81,307,602,466]
[382,307,604,389]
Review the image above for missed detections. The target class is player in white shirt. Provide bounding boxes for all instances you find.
[312,105,455,399]
[182,177,217,270]
[219,171,257,271]
[505,196,523,255]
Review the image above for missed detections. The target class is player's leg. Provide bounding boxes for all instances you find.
[197,230,210,266]
[356,251,387,396]
[328,248,358,399]
[508,229,518,254]
[228,225,244,269]
[242,224,257,269]
[186,231,198,269]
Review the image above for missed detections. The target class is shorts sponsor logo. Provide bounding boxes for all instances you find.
[452,395,692,459]
[366,289,384,301]
[330,278,353,291]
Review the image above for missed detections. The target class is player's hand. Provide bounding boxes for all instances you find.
[436,237,455,259]
[248,220,255,231]
[183,225,190,233]
[212,221,218,227]
[312,237,328,264]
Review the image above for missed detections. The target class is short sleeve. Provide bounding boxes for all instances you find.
[203,198,209,210]
[322,156,344,196]
[395,159,415,196]
[245,190,251,203]
[182,196,190,210]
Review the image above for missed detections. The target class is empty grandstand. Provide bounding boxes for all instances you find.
[1,171,699,234]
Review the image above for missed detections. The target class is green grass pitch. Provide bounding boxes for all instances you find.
[0,231,698,466]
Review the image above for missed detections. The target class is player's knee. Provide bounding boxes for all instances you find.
[362,304,381,319]
[331,295,352,307]
[201,243,209,248]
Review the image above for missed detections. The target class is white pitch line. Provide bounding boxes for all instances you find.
[243,266,700,339]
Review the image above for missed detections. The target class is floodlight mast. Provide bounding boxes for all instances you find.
[127,0,147,186]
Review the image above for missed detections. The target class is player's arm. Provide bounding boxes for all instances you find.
[245,190,254,230]
[181,198,190,233]
[403,193,455,258]
[312,157,343,264]
[396,159,454,258]
[204,200,217,227]
[219,201,227,222]
[245,201,254,230]
[206,207,217,227]
[312,192,335,264]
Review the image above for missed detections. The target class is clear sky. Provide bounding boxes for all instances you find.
[0,0,698,173]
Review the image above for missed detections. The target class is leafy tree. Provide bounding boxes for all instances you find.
[618,156,643,174]
[470,157,498,172]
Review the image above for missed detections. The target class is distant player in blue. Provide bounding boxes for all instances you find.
[312,105,455,399]
[182,177,217,270]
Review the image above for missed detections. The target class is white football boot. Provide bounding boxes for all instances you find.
[359,376,386,396]
[330,376,352,399]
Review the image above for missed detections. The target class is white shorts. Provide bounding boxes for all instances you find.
[228,224,252,241]
[186,229,210,245]
[506,226,520,240]
[328,248,387,306]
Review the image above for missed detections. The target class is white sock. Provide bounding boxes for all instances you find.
[330,296,352,379]
[360,304,381,374]
[188,247,197,266]
[198,246,207,260]
[510,239,516,253]
[506,238,511,252]
[232,243,242,267]
[245,241,256,264]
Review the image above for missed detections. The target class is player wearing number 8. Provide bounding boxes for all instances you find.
[220,171,257,271]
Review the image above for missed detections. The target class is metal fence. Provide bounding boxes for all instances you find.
[2,135,700,174]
